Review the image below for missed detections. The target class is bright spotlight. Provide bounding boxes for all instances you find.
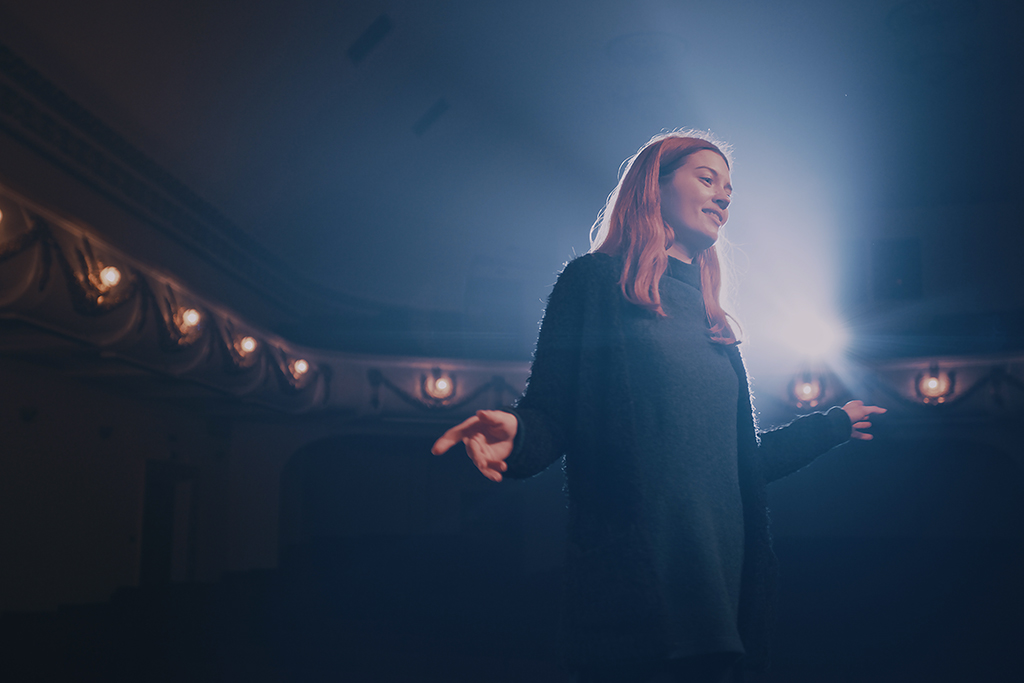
[182,308,200,328]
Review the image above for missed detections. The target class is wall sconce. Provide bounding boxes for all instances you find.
[98,265,121,289]
[171,306,203,345]
[789,371,824,409]
[422,368,456,402]
[176,307,201,333]
[289,358,310,379]
[916,365,954,404]
[235,335,258,357]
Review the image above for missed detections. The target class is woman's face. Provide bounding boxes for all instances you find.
[659,149,732,262]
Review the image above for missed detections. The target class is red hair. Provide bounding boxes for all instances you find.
[590,131,738,344]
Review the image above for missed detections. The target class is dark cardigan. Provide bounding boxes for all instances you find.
[504,252,852,671]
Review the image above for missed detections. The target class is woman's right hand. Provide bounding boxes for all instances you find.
[431,409,518,482]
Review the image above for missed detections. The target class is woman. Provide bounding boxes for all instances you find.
[432,132,885,682]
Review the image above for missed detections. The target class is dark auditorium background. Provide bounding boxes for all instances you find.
[1,1,1022,681]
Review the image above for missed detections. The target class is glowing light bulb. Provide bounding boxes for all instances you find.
[182,308,200,328]
[423,371,455,400]
[917,369,952,401]
[99,266,121,288]
[791,373,823,406]
[292,359,309,375]
[240,336,257,353]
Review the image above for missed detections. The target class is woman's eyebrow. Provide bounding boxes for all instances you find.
[695,166,733,193]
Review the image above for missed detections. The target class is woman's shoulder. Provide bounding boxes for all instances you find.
[557,251,620,286]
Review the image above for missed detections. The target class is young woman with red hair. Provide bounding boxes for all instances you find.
[433,132,884,682]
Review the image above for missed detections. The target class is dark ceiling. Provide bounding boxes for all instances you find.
[0,0,1021,363]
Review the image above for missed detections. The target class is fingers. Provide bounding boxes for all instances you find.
[843,400,887,424]
[434,412,513,483]
[476,409,504,424]
[431,415,480,455]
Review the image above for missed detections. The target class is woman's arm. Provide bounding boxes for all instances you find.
[757,401,885,483]
[433,256,596,481]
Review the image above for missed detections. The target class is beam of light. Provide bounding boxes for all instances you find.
[751,291,849,364]
[785,313,849,360]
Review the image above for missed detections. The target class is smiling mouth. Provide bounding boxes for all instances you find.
[703,209,723,224]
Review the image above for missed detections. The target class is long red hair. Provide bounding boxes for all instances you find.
[590,132,738,344]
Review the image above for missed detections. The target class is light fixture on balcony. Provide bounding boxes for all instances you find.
[178,308,200,331]
[235,335,258,356]
[289,358,310,379]
[422,368,456,402]
[916,365,954,404]
[171,306,203,345]
[789,371,824,408]
[99,266,121,288]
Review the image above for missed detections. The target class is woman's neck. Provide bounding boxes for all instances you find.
[667,242,694,263]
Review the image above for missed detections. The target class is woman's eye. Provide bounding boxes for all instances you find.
[700,177,712,184]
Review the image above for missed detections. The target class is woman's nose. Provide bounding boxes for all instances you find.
[714,195,730,210]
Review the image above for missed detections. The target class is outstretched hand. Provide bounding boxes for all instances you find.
[841,400,887,441]
[431,410,518,482]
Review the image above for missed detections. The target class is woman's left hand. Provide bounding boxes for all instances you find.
[841,400,887,440]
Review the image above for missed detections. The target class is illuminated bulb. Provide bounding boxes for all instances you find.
[791,373,823,405]
[917,370,952,401]
[292,359,309,375]
[181,308,200,328]
[99,266,121,288]
[240,336,257,353]
[0,208,4,225]
[424,372,455,400]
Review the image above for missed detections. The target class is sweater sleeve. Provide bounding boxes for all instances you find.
[757,406,852,483]
[502,257,593,479]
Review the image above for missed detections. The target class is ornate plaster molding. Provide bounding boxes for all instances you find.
[0,183,530,417]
